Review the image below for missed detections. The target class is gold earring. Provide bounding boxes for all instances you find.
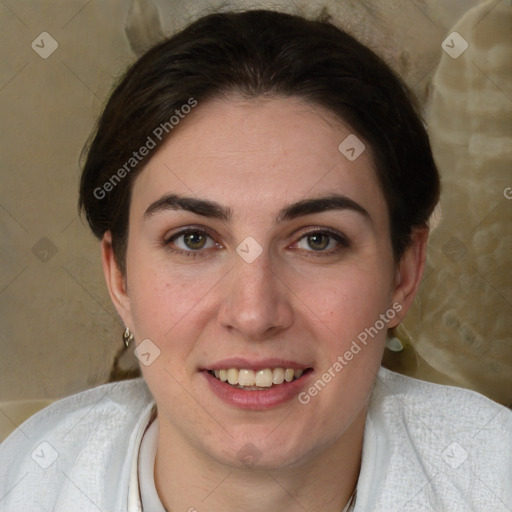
[123,327,134,348]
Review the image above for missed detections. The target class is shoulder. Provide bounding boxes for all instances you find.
[373,367,512,435]
[0,378,154,512]
[1,378,153,448]
[356,367,512,511]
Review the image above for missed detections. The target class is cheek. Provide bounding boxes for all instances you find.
[127,252,223,345]
[294,270,392,414]
[293,264,394,340]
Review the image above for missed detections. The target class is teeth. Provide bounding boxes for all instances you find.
[238,369,255,386]
[272,368,285,384]
[211,367,306,387]
[255,369,273,387]
[227,368,239,385]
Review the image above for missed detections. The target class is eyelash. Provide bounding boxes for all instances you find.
[292,228,350,258]
[163,226,219,260]
[163,227,350,259]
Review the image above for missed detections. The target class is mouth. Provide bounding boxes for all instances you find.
[206,367,312,390]
[201,359,314,409]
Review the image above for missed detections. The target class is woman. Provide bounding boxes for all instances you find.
[1,9,510,512]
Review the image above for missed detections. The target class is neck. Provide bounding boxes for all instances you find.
[154,407,365,512]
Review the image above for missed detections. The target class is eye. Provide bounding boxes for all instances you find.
[299,233,332,251]
[292,229,349,255]
[165,229,219,254]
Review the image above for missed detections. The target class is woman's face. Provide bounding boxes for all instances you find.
[104,95,422,469]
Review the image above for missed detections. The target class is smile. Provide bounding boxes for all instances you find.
[208,367,309,389]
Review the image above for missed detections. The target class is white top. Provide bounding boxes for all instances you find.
[138,417,166,512]
[0,367,510,511]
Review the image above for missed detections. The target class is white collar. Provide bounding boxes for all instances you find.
[128,406,157,512]
[138,417,167,512]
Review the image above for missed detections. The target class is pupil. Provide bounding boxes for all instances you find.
[185,232,205,249]
[308,234,328,250]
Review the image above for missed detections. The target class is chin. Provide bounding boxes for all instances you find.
[208,429,325,471]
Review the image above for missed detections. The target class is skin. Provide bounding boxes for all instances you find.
[102,95,428,511]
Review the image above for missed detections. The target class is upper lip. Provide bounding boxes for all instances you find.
[201,357,312,371]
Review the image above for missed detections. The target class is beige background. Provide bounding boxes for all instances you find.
[0,0,510,422]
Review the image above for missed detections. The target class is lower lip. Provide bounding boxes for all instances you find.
[203,371,312,410]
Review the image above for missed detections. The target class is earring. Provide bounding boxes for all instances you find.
[123,327,134,348]
[385,324,411,352]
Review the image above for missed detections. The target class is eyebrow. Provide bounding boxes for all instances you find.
[144,193,370,223]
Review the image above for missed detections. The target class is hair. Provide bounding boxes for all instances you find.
[79,8,440,272]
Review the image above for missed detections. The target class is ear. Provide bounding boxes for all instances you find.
[388,226,429,328]
[101,231,133,328]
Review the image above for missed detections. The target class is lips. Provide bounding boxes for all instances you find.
[201,359,313,409]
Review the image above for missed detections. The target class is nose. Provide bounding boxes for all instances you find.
[217,250,294,341]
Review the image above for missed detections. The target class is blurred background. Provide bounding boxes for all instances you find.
[0,0,510,439]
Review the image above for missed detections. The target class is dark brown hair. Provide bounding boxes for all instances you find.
[79,9,440,271]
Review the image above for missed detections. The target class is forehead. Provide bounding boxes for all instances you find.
[131,95,388,227]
